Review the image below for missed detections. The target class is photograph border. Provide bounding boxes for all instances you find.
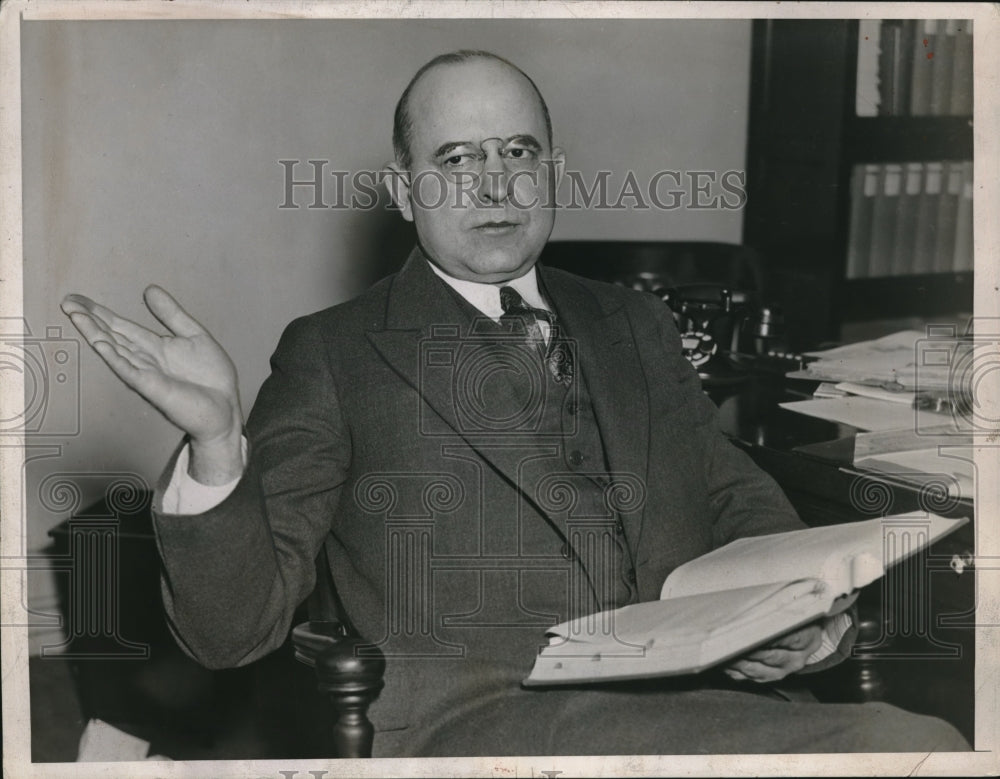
[2,1,997,776]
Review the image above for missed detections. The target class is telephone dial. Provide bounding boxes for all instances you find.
[617,273,792,387]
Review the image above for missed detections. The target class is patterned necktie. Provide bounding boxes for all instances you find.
[499,286,574,387]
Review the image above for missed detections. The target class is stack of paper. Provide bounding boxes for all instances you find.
[781,330,974,498]
[780,331,975,502]
[787,330,968,391]
[853,426,973,500]
[783,331,971,431]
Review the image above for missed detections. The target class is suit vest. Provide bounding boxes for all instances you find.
[442,284,640,623]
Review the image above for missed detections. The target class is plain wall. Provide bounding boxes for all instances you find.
[19,19,751,626]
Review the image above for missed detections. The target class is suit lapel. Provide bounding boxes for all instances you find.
[539,264,651,550]
[366,251,552,516]
[367,252,653,555]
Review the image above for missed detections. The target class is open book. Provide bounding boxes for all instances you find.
[524,512,968,686]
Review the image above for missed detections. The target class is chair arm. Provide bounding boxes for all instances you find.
[291,620,386,758]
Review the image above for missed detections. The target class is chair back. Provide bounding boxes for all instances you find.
[539,240,765,294]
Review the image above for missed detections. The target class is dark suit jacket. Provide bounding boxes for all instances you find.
[152,249,819,753]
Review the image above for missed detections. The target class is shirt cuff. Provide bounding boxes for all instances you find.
[806,611,854,665]
[161,437,248,515]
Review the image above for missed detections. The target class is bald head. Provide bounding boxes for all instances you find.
[392,50,553,170]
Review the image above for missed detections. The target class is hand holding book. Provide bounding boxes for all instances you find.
[525,513,967,687]
[723,621,824,682]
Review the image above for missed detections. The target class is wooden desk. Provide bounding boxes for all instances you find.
[712,374,976,744]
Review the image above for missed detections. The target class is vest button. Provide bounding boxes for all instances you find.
[615,520,625,534]
[568,450,585,466]
[626,568,637,585]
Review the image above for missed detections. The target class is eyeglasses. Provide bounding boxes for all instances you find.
[432,136,544,181]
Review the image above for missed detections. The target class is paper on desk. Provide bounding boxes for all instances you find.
[802,330,926,359]
[834,382,914,405]
[788,330,967,391]
[853,427,974,499]
[813,382,849,399]
[779,397,923,431]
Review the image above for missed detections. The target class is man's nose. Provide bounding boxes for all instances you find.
[477,151,509,204]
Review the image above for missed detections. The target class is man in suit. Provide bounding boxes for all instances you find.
[61,50,969,755]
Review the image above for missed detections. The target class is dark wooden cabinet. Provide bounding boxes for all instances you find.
[744,19,974,351]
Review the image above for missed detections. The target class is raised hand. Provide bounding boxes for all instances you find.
[61,285,244,484]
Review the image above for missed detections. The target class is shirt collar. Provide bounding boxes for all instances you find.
[426,259,549,321]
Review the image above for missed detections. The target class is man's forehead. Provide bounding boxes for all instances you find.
[407,59,548,149]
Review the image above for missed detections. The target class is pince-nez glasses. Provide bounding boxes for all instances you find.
[432,136,544,182]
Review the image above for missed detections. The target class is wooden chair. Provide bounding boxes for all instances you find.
[290,546,385,758]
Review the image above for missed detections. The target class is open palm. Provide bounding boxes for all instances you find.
[61,285,241,445]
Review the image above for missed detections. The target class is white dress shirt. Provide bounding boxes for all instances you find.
[427,261,553,342]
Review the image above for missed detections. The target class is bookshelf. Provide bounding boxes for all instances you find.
[744,19,973,350]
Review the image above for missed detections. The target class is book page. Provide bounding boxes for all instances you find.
[527,580,830,684]
[547,580,800,650]
[660,513,967,601]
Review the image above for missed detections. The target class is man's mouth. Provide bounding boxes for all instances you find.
[475,220,520,232]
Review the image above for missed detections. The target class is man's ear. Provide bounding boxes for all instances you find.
[383,162,414,222]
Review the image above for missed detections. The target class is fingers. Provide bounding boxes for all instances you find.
[90,339,144,382]
[143,285,206,338]
[62,305,115,351]
[725,658,789,683]
[63,287,207,341]
[768,624,824,654]
[62,294,160,352]
[62,296,159,385]
[724,625,826,683]
[65,310,137,371]
[745,647,793,666]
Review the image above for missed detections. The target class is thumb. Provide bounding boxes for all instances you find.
[143,285,206,338]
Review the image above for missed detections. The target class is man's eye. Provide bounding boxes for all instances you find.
[442,153,478,168]
[505,147,535,160]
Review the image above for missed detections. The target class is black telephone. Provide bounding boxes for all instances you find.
[617,274,788,386]
[663,284,781,386]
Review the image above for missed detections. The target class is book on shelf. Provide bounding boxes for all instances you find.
[878,20,909,116]
[912,161,942,274]
[524,514,968,685]
[857,18,972,118]
[929,20,959,116]
[891,163,923,275]
[949,20,973,115]
[953,161,973,272]
[933,161,963,273]
[909,19,936,115]
[846,159,972,277]
[867,164,901,277]
[855,20,881,116]
[866,18,973,118]
[846,164,879,279]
